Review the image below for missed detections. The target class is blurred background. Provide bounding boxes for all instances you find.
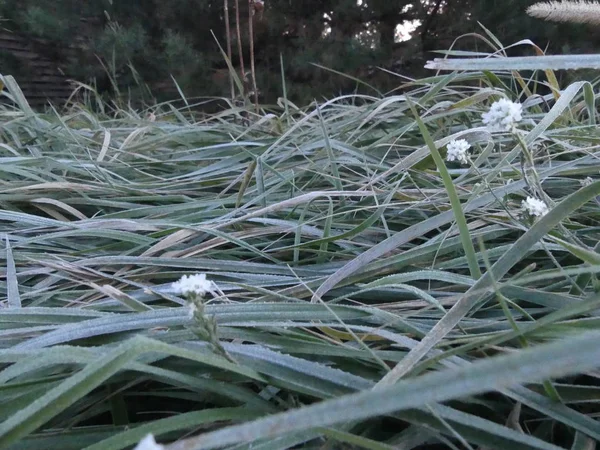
[0,0,597,109]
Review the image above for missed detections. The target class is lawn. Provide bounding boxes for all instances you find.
[1,63,600,450]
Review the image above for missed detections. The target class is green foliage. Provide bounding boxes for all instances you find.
[2,28,600,447]
[161,30,205,85]
[21,6,70,40]
[95,21,149,70]
[2,0,600,106]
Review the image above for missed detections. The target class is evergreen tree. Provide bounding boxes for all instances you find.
[1,0,599,107]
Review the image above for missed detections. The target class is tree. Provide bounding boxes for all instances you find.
[1,0,599,108]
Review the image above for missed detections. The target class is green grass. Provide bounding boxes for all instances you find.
[2,60,600,450]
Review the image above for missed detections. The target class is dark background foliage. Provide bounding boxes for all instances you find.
[1,0,599,106]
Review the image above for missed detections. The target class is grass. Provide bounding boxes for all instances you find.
[2,59,600,450]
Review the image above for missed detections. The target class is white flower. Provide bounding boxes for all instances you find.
[172,273,213,297]
[446,139,471,164]
[522,196,549,217]
[482,98,523,132]
[581,177,594,187]
[134,434,164,450]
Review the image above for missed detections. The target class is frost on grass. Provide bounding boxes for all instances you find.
[522,196,549,217]
[134,434,164,450]
[172,273,214,297]
[527,1,600,25]
[482,98,523,132]
[446,139,471,164]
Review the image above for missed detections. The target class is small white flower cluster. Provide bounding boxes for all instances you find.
[134,434,164,450]
[482,98,523,132]
[446,139,471,164]
[172,273,213,297]
[581,177,594,187]
[522,196,549,218]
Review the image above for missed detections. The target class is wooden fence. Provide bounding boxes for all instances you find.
[0,30,78,109]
